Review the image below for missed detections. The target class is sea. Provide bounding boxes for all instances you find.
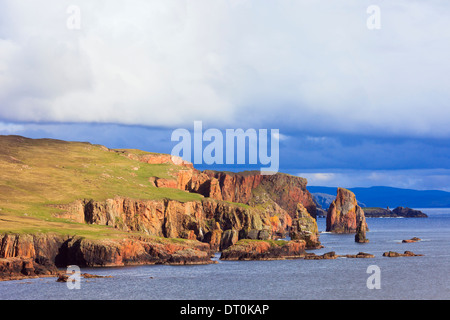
[1,208,449,300]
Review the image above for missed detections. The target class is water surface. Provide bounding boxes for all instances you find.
[1,208,449,300]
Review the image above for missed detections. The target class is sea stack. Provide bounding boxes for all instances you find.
[326,188,368,234]
[355,215,369,243]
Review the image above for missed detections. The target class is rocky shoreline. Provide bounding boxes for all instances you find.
[0,232,217,281]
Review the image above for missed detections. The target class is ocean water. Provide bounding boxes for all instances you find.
[1,208,449,300]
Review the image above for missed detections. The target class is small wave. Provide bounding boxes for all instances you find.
[376,217,405,219]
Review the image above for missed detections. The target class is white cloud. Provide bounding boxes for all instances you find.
[0,1,450,137]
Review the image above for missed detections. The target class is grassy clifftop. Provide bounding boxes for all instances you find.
[0,135,202,238]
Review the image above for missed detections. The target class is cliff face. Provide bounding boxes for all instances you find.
[289,204,322,249]
[183,170,317,219]
[56,197,290,252]
[326,188,368,233]
[58,235,214,267]
[144,169,319,250]
[0,233,66,280]
[0,136,323,276]
[0,232,215,280]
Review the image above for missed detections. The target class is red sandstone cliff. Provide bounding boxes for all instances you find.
[289,204,322,249]
[0,232,215,280]
[326,188,368,233]
[172,170,317,219]
[55,196,291,252]
[151,169,317,219]
[0,139,323,279]
[145,169,319,251]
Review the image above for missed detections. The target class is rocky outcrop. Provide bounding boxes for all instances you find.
[361,207,392,217]
[0,233,67,281]
[57,235,214,267]
[383,251,423,257]
[145,170,318,247]
[56,272,112,283]
[119,150,194,168]
[304,251,338,260]
[392,207,428,218]
[0,232,216,280]
[0,257,60,281]
[55,197,289,252]
[355,215,369,243]
[219,229,239,251]
[304,251,374,260]
[220,239,306,261]
[326,188,368,233]
[402,237,421,243]
[184,170,317,219]
[343,252,375,258]
[363,207,428,218]
[289,204,322,249]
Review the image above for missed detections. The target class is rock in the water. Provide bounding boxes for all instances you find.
[220,239,306,261]
[304,251,338,260]
[402,237,421,243]
[355,215,369,243]
[56,274,69,282]
[383,251,423,257]
[326,188,368,234]
[304,251,375,259]
[344,252,375,258]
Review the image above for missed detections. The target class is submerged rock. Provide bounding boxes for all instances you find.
[304,251,338,260]
[344,252,375,258]
[383,251,423,257]
[402,237,421,243]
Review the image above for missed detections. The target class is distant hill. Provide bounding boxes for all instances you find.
[307,186,450,208]
[312,192,366,210]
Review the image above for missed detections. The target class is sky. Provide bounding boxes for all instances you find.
[1,0,450,191]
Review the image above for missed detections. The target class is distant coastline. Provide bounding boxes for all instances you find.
[308,186,450,209]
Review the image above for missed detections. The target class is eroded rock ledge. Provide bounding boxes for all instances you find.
[54,197,293,252]
[383,251,423,257]
[220,241,378,261]
[220,239,307,261]
[0,233,215,281]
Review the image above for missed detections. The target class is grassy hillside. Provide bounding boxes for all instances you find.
[0,135,202,238]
